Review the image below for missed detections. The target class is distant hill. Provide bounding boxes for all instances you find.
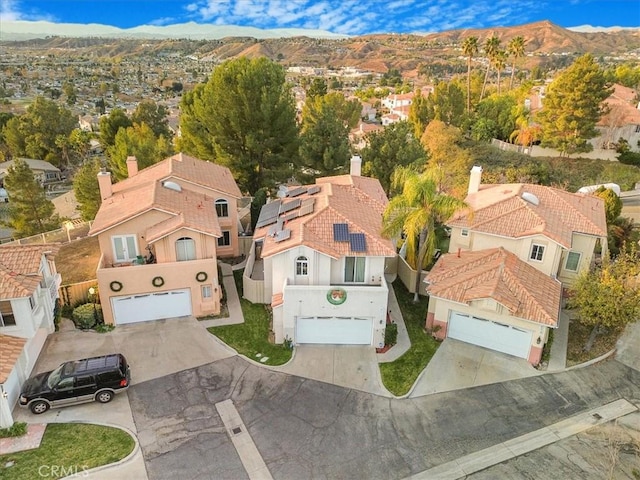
[2,20,639,75]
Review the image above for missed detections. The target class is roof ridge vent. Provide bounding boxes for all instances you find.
[521,191,539,206]
[162,180,182,192]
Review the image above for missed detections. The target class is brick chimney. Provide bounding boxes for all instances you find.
[350,155,362,176]
[126,156,138,177]
[97,169,112,201]
[468,165,483,195]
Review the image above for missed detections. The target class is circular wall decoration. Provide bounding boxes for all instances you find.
[109,281,123,292]
[196,271,208,282]
[326,288,347,305]
[152,276,165,288]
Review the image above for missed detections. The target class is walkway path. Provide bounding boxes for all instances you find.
[548,309,571,371]
[199,262,244,328]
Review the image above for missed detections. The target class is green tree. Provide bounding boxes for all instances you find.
[306,78,328,99]
[568,244,640,350]
[507,36,526,90]
[472,94,518,142]
[73,158,102,221]
[63,81,76,105]
[382,166,468,301]
[493,50,507,94]
[427,81,465,127]
[361,121,426,195]
[536,54,612,155]
[593,186,622,224]
[408,89,431,138]
[3,158,60,236]
[98,108,132,150]
[131,100,171,139]
[178,57,299,194]
[107,123,173,180]
[480,35,501,101]
[2,96,77,166]
[461,36,479,113]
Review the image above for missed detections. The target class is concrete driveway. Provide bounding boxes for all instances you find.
[30,316,236,384]
[410,338,541,397]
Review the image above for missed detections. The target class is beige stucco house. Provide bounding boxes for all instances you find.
[90,153,242,326]
[243,157,396,347]
[425,166,608,365]
[0,244,61,428]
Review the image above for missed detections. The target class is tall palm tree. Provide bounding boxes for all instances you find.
[480,34,501,101]
[382,166,469,302]
[493,50,508,95]
[507,36,526,90]
[461,36,479,114]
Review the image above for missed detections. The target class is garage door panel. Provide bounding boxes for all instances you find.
[296,317,372,345]
[112,289,192,325]
[449,312,532,359]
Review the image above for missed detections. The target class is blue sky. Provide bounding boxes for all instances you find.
[1,0,639,35]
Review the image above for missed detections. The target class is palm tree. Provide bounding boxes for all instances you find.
[493,50,508,94]
[382,166,469,302]
[461,36,479,114]
[507,36,526,90]
[480,34,501,101]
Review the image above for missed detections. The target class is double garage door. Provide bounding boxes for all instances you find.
[296,316,373,345]
[112,289,192,325]
[448,312,532,359]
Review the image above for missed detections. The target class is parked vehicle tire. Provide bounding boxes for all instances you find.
[30,400,50,414]
[96,390,114,403]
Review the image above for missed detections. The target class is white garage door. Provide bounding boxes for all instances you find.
[112,289,192,325]
[448,312,532,359]
[296,316,373,345]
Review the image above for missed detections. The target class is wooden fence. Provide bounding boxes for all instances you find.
[396,256,428,296]
[59,279,98,307]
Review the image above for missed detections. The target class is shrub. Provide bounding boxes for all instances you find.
[94,323,115,333]
[53,298,62,332]
[0,421,27,438]
[384,323,398,346]
[72,303,102,330]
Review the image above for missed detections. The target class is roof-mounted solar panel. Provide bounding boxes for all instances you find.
[307,185,320,195]
[333,223,349,242]
[279,198,301,213]
[287,186,306,197]
[283,211,300,222]
[274,229,291,242]
[298,199,315,217]
[255,200,281,228]
[349,233,367,252]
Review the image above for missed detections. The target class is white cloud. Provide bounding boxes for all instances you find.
[0,0,56,21]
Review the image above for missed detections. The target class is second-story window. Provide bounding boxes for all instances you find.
[296,256,308,276]
[217,231,231,247]
[530,244,545,262]
[215,199,229,218]
[112,235,138,262]
[0,300,16,326]
[176,237,196,261]
[344,257,365,283]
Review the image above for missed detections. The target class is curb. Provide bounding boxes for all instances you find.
[57,420,141,479]
[563,348,617,371]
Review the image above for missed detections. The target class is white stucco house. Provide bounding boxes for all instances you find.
[0,245,61,428]
[425,166,607,365]
[243,157,396,347]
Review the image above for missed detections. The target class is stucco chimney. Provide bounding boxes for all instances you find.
[350,155,362,176]
[97,169,112,201]
[468,165,483,195]
[126,156,138,177]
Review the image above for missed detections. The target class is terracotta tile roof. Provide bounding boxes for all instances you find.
[426,248,561,327]
[112,153,242,199]
[256,177,395,259]
[90,154,237,237]
[0,245,60,299]
[0,334,27,383]
[597,84,640,126]
[450,184,607,248]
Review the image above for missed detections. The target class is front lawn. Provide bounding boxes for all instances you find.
[208,270,293,366]
[566,313,624,366]
[379,281,440,396]
[57,236,101,284]
[0,423,134,480]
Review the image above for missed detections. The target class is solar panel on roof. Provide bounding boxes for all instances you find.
[255,200,282,228]
[274,228,291,242]
[279,198,301,213]
[333,223,349,242]
[283,211,300,222]
[298,201,314,217]
[255,216,277,229]
[349,233,367,252]
[307,185,320,195]
[287,186,306,197]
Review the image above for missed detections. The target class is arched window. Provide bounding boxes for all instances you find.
[176,237,196,261]
[215,199,229,217]
[296,256,308,276]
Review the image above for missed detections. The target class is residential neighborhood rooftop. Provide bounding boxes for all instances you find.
[0,244,60,298]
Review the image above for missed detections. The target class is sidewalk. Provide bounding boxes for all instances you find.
[376,285,411,362]
[199,261,244,328]
[547,309,571,371]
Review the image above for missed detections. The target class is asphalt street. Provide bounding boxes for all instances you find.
[128,357,640,480]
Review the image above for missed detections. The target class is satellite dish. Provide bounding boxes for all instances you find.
[162,181,182,192]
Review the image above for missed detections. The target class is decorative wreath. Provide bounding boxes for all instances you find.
[196,271,208,282]
[110,280,123,292]
[152,276,165,288]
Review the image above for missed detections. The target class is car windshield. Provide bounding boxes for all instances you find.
[46,365,63,389]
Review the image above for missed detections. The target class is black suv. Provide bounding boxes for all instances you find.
[19,353,131,414]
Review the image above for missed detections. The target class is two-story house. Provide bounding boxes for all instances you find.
[90,153,242,326]
[0,244,61,428]
[424,166,607,365]
[243,157,396,347]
